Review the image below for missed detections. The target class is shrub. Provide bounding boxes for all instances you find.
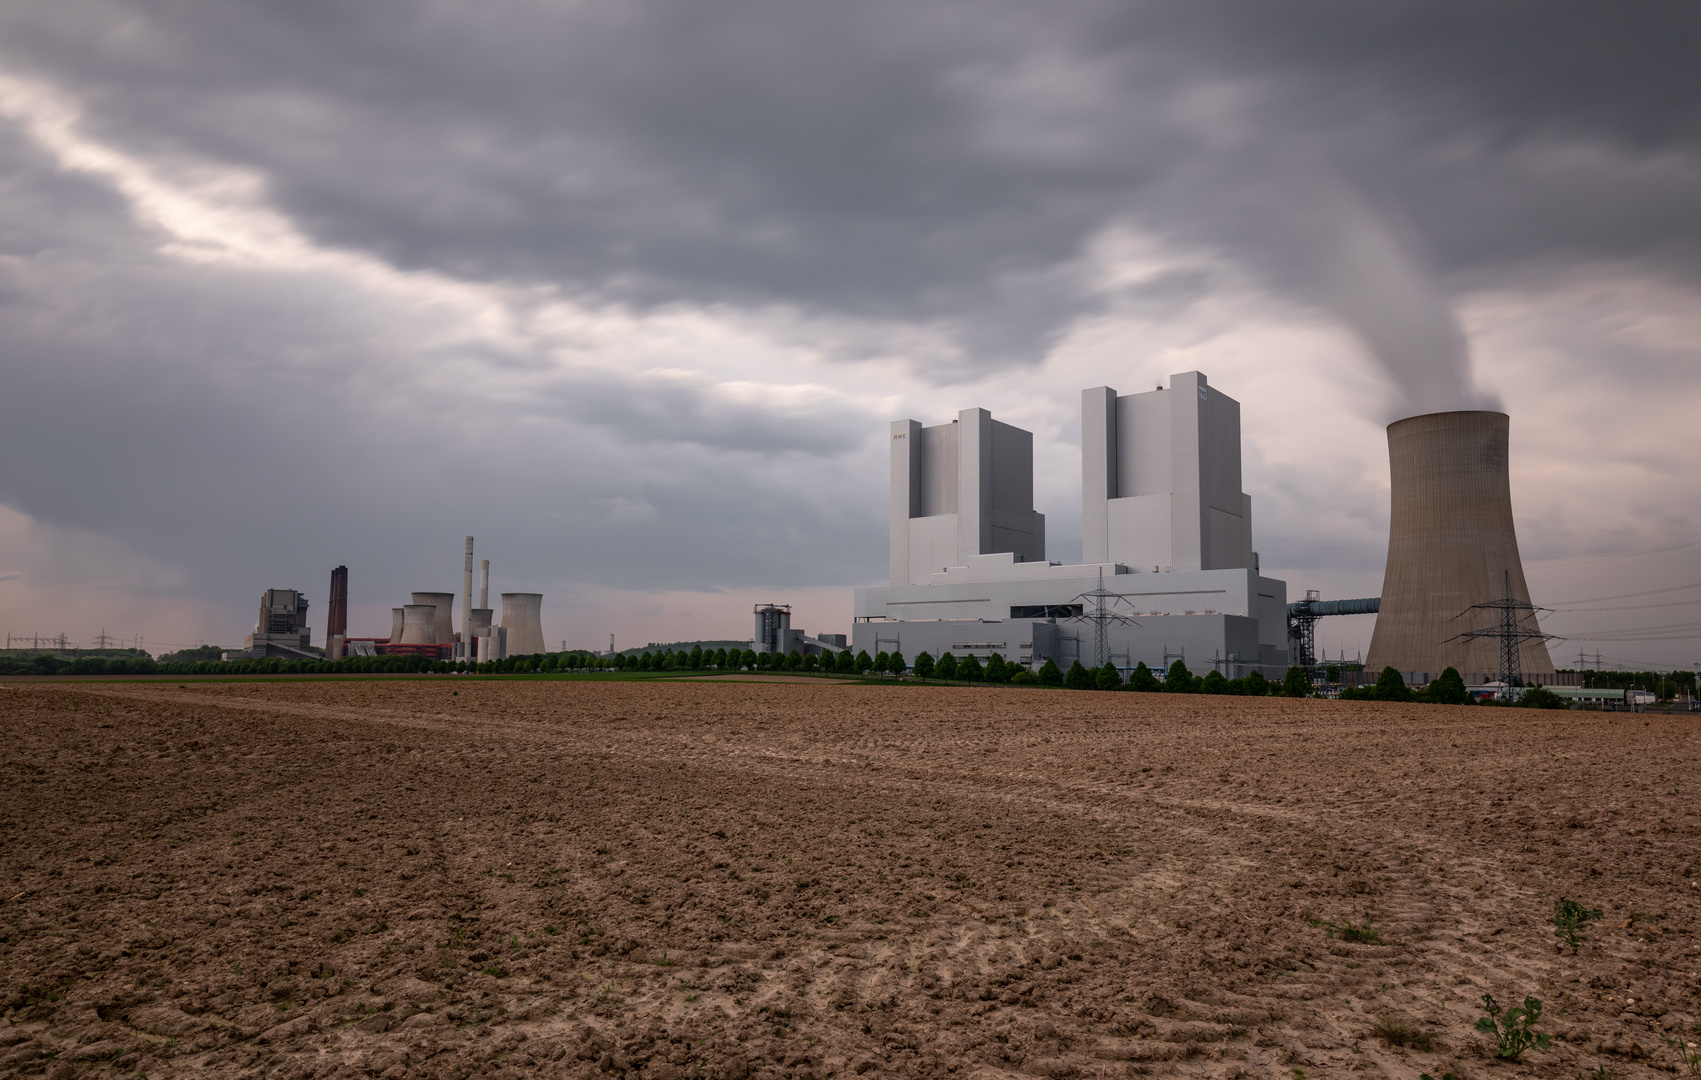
[1422,666,1472,704]
[1064,660,1093,690]
[1373,666,1414,701]
[1240,669,1269,695]
[1476,994,1549,1060]
[1200,669,1229,695]
[1037,659,1063,686]
[1010,669,1037,685]
[1281,666,1312,697]
[1521,686,1565,709]
[1128,662,1161,692]
[1094,662,1122,691]
[1551,898,1603,953]
[1164,660,1197,693]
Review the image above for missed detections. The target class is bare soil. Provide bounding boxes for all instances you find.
[1,679,1696,1080]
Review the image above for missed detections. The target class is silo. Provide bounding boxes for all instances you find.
[412,592,456,648]
[399,604,439,645]
[389,607,405,643]
[501,593,546,656]
[1365,411,1554,677]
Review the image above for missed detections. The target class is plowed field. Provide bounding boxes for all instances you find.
[1,679,1696,1079]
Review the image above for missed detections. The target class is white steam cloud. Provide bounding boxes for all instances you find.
[1312,188,1500,421]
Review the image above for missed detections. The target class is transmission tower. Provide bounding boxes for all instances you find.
[1068,568,1140,668]
[1449,570,1555,700]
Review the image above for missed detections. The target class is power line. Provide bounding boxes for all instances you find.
[1545,581,1701,606]
[1526,539,1701,570]
[1545,598,1701,612]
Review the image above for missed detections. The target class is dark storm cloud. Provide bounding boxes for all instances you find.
[1,1,1697,644]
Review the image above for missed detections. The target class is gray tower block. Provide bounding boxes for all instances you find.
[1081,371,1253,574]
[887,408,1045,586]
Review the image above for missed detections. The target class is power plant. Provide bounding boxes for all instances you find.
[1364,410,1554,681]
[855,372,1290,674]
[310,538,547,661]
[228,379,1570,690]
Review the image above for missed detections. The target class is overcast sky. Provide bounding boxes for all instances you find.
[1,2,1698,667]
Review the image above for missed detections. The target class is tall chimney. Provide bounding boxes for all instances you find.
[326,565,348,660]
[479,560,489,610]
[1365,410,1554,678]
[462,537,474,659]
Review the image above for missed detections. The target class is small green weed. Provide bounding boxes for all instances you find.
[1668,1035,1701,1077]
[1311,915,1381,943]
[1476,993,1549,1060]
[482,965,508,978]
[1552,898,1603,953]
[1590,1067,1617,1080]
[1418,1074,1459,1080]
[1369,1013,1436,1050]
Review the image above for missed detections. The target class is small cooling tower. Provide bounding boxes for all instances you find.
[469,608,493,638]
[1365,410,1554,677]
[389,607,405,642]
[399,604,439,644]
[501,593,546,656]
[412,592,456,647]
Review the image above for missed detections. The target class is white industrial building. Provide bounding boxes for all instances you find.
[852,372,1289,675]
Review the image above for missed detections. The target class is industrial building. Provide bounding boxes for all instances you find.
[334,539,547,662]
[752,603,846,656]
[241,589,319,659]
[853,372,1290,675]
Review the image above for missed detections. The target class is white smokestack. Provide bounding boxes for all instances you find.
[462,536,474,658]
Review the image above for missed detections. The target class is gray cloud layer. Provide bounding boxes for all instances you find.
[1,1,1697,649]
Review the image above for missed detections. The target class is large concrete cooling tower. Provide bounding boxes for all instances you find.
[501,593,546,656]
[398,604,439,644]
[412,592,456,648]
[1365,410,1554,678]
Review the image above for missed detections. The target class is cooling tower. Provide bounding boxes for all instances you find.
[412,592,456,647]
[501,593,546,656]
[389,607,405,642]
[1365,410,1554,677]
[469,608,493,638]
[399,604,438,644]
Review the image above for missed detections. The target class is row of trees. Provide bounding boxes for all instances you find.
[0,645,1604,708]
